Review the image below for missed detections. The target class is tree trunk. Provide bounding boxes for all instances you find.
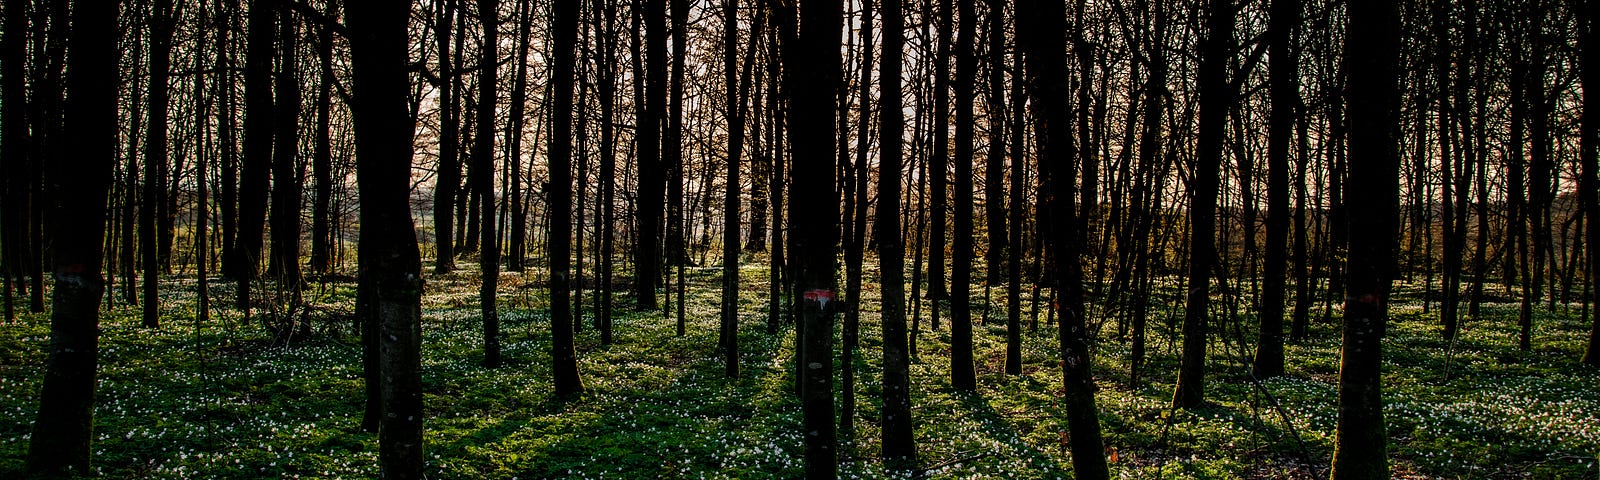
[346,2,426,477]
[1330,0,1398,476]
[1253,0,1297,379]
[25,1,117,473]
[929,0,950,314]
[433,0,459,273]
[784,0,842,475]
[506,0,533,272]
[1173,0,1231,410]
[550,0,586,396]
[595,0,617,345]
[636,0,667,310]
[1581,0,1600,366]
[949,0,978,392]
[1017,0,1109,476]
[238,0,276,317]
[878,0,917,466]
[476,0,502,369]
[142,0,174,329]
[312,0,338,277]
[269,7,304,316]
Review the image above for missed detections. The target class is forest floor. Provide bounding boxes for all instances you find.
[1,256,1598,479]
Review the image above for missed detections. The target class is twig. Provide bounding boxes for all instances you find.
[919,450,993,476]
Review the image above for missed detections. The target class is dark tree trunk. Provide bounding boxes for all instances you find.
[506,0,533,272]
[950,0,977,392]
[595,0,617,345]
[1,0,28,325]
[238,0,277,316]
[25,1,118,473]
[433,0,459,273]
[269,7,304,309]
[346,2,427,477]
[1017,0,1108,476]
[1253,0,1297,379]
[878,0,917,466]
[550,0,586,397]
[476,0,502,369]
[312,1,339,276]
[1582,0,1600,366]
[720,0,757,379]
[929,0,950,314]
[1173,0,1232,410]
[1330,0,1399,476]
[142,0,174,329]
[784,0,842,475]
[983,0,1007,290]
[1003,0,1025,376]
[636,0,667,310]
[1435,0,1462,342]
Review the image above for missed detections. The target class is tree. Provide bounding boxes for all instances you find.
[550,0,586,397]
[878,0,917,466]
[1173,0,1232,410]
[1582,0,1600,366]
[143,0,174,329]
[594,0,618,345]
[346,1,426,477]
[784,0,842,475]
[1330,0,1399,475]
[720,0,756,379]
[433,0,459,274]
[475,0,502,369]
[312,0,340,277]
[1253,0,1297,379]
[1016,0,1108,476]
[237,0,276,316]
[25,0,119,473]
[950,0,977,392]
[269,5,305,314]
[637,0,667,311]
[0,0,26,325]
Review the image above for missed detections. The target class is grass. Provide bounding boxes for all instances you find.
[1,256,1598,479]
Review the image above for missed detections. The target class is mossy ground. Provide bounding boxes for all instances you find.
[1,256,1597,478]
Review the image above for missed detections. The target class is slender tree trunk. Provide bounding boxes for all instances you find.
[595,0,617,345]
[1581,0,1600,366]
[1174,0,1232,410]
[785,0,842,474]
[1253,0,1297,379]
[347,3,427,477]
[929,0,950,316]
[949,0,977,391]
[549,0,586,396]
[506,0,533,272]
[434,0,459,273]
[1331,0,1399,477]
[1017,0,1108,476]
[25,1,117,473]
[476,0,502,369]
[311,1,338,277]
[142,0,174,329]
[238,0,276,317]
[878,0,916,466]
[269,7,304,316]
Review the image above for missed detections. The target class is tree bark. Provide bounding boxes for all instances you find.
[1330,0,1399,476]
[550,0,586,396]
[784,0,842,475]
[476,0,502,369]
[25,1,118,473]
[878,0,917,466]
[1173,0,1231,410]
[1253,0,1297,379]
[238,0,276,316]
[346,2,427,477]
[142,0,174,329]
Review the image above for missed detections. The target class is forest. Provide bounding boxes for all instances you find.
[1,0,1598,478]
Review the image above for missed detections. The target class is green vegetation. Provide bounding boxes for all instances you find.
[1,260,1597,478]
